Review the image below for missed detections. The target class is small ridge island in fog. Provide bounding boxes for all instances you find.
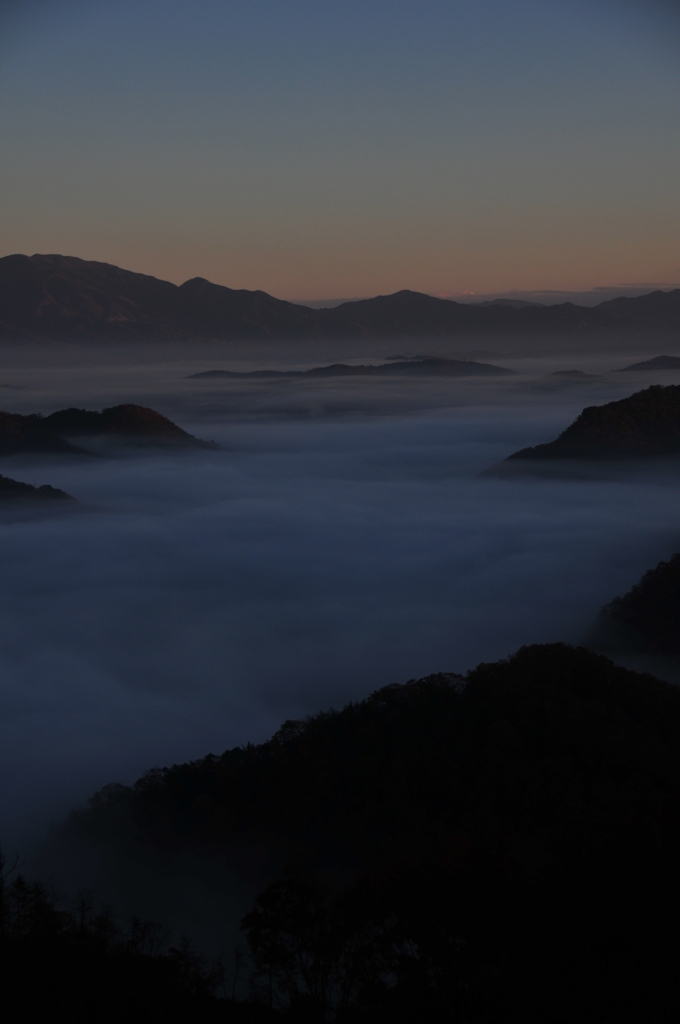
[506,385,680,461]
[0,404,218,456]
[0,473,72,502]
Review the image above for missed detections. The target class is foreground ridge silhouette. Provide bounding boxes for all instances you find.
[41,643,680,1022]
[0,847,267,1022]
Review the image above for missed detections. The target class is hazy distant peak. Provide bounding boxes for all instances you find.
[617,355,680,372]
[179,276,213,287]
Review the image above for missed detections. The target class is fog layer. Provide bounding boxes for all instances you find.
[2,340,680,852]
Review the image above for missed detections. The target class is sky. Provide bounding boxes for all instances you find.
[1,0,679,299]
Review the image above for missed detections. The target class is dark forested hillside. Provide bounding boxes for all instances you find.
[55,643,680,1020]
[590,553,680,655]
[0,862,269,1023]
[2,253,680,340]
[72,644,680,872]
[507,384,680,460]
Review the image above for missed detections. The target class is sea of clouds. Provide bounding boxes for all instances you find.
[1,338,680,857]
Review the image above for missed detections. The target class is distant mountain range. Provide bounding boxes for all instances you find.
[188,356,514,379]
[2,253,680,340]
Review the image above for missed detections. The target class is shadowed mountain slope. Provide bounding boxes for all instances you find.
[506,385,680,460]
[0,254,331,341]
[0,404,217,455]
[589,554,680,655]
[597,290,680,330]
[43,404,218,448]
[43,643,680,1021]
[66,644,680,877]
[0,411,86,456]
[2,254,680,340]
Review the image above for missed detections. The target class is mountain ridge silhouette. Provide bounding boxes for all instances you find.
[2,253,680,340]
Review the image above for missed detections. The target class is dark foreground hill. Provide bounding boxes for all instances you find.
[189,357,514,379]
[0,473,72,502]
[2,253,680,340]
[0,404,217,455]
[70,643,680,873]
[0,873,263,1023]
[589,553,680,655]
[506,384,680,460]
[51,643,680,1021]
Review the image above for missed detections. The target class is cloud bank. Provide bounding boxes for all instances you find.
[2,344,680,854]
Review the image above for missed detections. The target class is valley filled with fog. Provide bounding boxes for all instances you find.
[2,336,680,853]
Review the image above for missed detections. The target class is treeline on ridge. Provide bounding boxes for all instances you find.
[507,384,680,460]
[52,643,680,1021]
[0,857,268,1022]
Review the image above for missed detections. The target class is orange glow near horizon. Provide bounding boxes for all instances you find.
[1,1,679,303]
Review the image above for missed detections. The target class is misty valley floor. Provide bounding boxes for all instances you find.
[2,343,680,853]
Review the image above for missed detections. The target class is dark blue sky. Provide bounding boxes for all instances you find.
[1,0,679,298]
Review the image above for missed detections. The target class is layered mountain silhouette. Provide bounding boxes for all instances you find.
[0,404,217,455]
[189,356,514,379]
[0,473,72,501]
[506,385,680,461]
[2,253,680,340]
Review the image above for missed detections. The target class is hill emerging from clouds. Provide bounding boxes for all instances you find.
[0,473,72,502]
[2,254,680,341]
[506,385,680,461]
[0,403,217,455]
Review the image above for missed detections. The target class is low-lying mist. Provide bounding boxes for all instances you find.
[2,338,680,856]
